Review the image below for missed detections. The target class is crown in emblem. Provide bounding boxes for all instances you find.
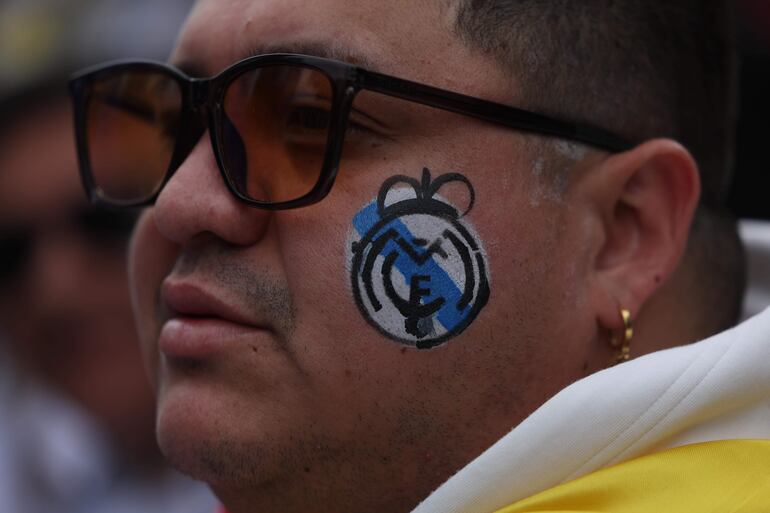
[376,168,476,219]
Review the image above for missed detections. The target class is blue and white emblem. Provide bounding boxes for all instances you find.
[349,168,490,349]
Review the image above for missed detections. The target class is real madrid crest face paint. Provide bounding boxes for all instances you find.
[348,168,490,349]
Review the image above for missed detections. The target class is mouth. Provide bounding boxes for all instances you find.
[159,279,270,362]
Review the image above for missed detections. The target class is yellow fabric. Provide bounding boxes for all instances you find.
[494,440,770,513]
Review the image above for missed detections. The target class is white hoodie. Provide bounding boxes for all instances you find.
[413,304,770,513]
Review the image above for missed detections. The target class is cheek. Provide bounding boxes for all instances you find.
[290,169,496,353]
[128,209,180,382]
[278,203,363,337]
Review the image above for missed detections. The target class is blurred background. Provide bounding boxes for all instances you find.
[0,1,218,513]
[726,0,770,319]
[0,1,767,513]
[731,0,770,220]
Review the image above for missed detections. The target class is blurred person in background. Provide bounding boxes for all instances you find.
[733,0,770,320]
[0,1,216,512]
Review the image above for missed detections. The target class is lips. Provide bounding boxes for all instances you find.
[158,280,268,360]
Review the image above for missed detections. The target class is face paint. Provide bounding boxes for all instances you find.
[348,168,490,349]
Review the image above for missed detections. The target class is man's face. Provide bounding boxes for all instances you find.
[130,0,600,508]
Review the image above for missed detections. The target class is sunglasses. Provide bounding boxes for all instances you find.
[70,53,632,210]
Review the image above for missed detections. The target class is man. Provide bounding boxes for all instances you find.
[70,0,769,512]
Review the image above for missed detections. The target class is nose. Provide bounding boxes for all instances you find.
[153,132,271,246]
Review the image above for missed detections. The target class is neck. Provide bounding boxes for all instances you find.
[212,464,425,513]
[209,418,518,513]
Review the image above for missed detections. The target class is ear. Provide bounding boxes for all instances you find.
[586,139,700,333]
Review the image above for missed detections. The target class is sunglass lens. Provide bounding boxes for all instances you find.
[86,69,182,204]
[222,65,334,204]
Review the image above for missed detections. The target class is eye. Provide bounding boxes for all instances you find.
[93,92,179,146]
[283,103,389,148]
[95,91,158,126]
[283,104,333,148]
[346,109,388,138]
[282,96,394,149]
[286,105,331,133]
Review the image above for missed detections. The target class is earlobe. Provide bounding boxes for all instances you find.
[589,139,701,333]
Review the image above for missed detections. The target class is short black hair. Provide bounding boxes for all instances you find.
[453,0,745,332]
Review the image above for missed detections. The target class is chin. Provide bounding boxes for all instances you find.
[155,381,247,484]
[154,376,318,488]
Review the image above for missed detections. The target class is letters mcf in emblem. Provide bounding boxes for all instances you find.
[349,168,490,349]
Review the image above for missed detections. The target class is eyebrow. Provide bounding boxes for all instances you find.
[173,41,383,78]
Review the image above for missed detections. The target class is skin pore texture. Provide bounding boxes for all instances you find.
[128,1,700,512]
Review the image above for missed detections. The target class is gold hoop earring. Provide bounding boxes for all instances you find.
[610,308,633,365]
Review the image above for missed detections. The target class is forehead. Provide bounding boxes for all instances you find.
[174,0,512,97]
